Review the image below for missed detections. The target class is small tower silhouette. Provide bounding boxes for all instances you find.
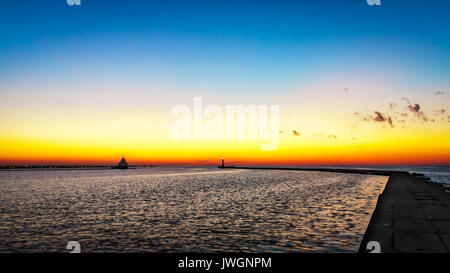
[221,158,224,168]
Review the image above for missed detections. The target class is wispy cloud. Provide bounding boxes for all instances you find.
[354,111,394,127]
[373,111,394,127]
[435,109,446,115]
[354,112,370,121]
[401,97,432,122]
[434,91,445,96]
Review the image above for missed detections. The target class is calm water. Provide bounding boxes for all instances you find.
[321,166,450,188]
[279,166,450,188]
[0,167,387,253]
[370,166,450,188]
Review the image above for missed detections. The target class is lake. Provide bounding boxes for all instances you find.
[0,167,387,252]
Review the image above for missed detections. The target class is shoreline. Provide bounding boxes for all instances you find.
[0,166,158,171]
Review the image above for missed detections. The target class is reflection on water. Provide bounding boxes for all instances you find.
[0,167,387,252]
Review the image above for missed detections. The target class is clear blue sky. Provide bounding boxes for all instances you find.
[1,0,449,92]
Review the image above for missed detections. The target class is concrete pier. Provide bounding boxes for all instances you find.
[219,166,416,176]
[359,173,450,253]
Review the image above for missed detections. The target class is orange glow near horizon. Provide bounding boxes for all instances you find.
[1,80,449,167]
[1,129,449,166]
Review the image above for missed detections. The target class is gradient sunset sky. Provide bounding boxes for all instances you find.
[0,0,449,166]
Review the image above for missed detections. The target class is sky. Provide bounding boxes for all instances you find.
[0,0,449,166]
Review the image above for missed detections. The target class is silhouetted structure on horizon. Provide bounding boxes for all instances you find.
[218,158,225,168]
[112,157,128,169]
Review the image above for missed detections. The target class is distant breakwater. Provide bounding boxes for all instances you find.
[219,166,424,177]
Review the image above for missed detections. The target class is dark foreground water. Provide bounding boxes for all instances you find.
[0,167,387,253]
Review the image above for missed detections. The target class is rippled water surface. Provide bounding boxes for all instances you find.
[0,167,388,252]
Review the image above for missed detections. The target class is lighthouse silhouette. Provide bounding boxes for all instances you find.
[112,157,128,169]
